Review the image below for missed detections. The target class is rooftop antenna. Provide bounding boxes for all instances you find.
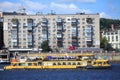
[18,5,26,14]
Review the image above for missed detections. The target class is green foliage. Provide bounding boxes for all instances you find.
[41,40,52,52]
[100,18,120,30]
[100,36,113,51]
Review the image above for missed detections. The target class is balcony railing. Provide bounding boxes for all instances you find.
[41,23,47,27]
[57,18,62,23]
[71,18,77,23]
[12,39,17,42]
[42,18,47,23]
[57,34,62,38]
[28,27,32,31]
[12,24,18,28]
[28,42,32,45]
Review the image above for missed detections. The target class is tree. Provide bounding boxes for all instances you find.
[100,36,113,51]
[41,40,52,52]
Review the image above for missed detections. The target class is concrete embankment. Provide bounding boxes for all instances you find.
[109,56,120,64]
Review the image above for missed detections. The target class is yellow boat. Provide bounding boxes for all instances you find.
[4,54,111,70]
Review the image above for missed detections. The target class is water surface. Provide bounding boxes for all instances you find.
[0,64,120,80]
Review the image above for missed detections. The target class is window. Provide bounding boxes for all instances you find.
[63,62,66,65]
[82,22,85,24]
[68,62,71,65]
[8,19,11,21]
[68,18,70,21]
[116,36,118,41]
[77,62,81,65]
[108,36,110,42]
[28,63,32,66]
[58,63,61,65]
[53,63,56,65]
[112,36,114,42]
[72,62,76,65]
[82,18,85,20]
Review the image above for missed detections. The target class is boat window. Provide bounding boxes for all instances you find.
[18,63,22,66]
[68,62,71,65]
[38,62,42,65]
[93,62,96,64]
[33,63,37,66]
[58,63,61,65]
[28,63,32,66]
[63,62,66,65]
[53,63,56,65]
[77,62,81,65]
[72,62,76,65]
[98,62,102,64]
[107,61,110,64]
[12,63,17,66]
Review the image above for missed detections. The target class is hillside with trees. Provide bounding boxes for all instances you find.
[100,18,120,30]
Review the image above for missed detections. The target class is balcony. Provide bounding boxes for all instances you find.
[71,22,77,26]
[57,18,62,23]
[12,39,17,42]
[28,27,32,32]
[23,24,28,27]
[28,39,32,43]
[27,19,33,23]
[72,39,77,42]
[71,18,77,22]
[42,18,47,23]
[86,37,92,41]
[72,36,77,39]
[86,18,93,24]
[57,38,62,41]
[57,34,62,38]
[41,23,47,27]
[71,18,77,26]
[28,42,32,46]
[57,26,62,30]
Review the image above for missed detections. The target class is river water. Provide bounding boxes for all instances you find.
[0,64,120,80]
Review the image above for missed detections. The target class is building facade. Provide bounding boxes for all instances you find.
[3,13,100,51]
[102,26,120,49]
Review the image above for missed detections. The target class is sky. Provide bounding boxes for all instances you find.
[0,0,120,19]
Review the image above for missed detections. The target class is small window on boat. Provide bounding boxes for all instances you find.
[38,62,42,65]
[33,63,37,66]
[53,63,56,65]
[58,63,61,65]
[72,62,76,65]
[19,63,22,66]
[93,62,96,64]
[98,62,102,64]
[68,62,71,65]
[77,62,81,65]
[63,62,66,65]
[107,61,110,64]
[28,63,32,66]
[12,63,17,66]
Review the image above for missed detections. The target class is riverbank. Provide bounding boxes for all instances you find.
[110,60,120,64]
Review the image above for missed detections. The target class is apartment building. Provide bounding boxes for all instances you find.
[3,13,100,52]
[102,25,120,49]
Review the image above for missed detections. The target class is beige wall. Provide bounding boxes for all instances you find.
[3,14,100,49]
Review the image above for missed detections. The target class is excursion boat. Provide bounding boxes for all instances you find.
[4,53,111,70]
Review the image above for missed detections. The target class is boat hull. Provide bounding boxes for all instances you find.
[85,65,111,69]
